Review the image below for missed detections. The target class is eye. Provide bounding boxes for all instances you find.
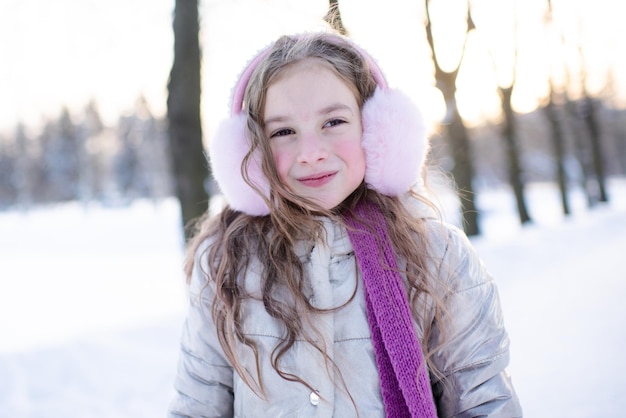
[324,118,346,128]
[270,128,295,138]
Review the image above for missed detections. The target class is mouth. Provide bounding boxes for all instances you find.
[297,171,337,187]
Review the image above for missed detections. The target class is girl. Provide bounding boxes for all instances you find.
[169,32,522,417]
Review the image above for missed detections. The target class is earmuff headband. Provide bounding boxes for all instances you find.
[230,47,272,116]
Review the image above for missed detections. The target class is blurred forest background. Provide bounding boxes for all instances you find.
[1,0,624,237]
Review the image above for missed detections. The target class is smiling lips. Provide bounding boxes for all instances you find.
[297,171,337,187]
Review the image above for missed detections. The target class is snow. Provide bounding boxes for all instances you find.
[0,200,187,417]
[472,181,626,417]
[1,180,625,417]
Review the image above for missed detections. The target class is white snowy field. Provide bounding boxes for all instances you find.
[472,181,626,417]
[0,179,624,417]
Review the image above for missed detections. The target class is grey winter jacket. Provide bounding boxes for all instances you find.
[169,216,522,417]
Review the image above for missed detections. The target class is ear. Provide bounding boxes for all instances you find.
[209,113,271,216]
[362,87,428,196]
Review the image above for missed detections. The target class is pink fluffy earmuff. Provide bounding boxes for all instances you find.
[209,35,428,216]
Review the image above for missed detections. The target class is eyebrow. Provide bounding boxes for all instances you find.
[264,103,354,125]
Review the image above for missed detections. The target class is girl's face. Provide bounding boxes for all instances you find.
[263,59,366,210]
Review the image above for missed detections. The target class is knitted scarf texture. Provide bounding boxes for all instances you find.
[344,200,438,418]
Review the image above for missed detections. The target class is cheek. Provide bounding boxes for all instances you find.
[336,140,366,174]
[270,148,291,181]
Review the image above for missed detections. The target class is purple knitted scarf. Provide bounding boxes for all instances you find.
[344,200,438,418]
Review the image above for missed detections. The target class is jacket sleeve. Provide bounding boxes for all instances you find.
[168,243,234,418]
[428,224,523,418]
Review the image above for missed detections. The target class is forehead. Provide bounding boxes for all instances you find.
[269,57,360,101]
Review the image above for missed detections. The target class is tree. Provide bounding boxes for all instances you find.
[481,1,531,224]
[424,0,480,236]
[38,108,81,202]
[14,123,32,209]
[563,95,594,208]
[544,92,571,215]
[167,0,209,239]
[542,0,578,214]
[580,97,609,203]
[499,84,531,223]
[0,131,18,208]
[78,100,105,203]
[546,0,609,208]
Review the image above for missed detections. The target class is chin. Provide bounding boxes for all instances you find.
[305,196,339,211]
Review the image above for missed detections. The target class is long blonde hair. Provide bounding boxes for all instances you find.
[186,32,447,399]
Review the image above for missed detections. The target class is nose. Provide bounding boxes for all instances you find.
[296,132,328,164]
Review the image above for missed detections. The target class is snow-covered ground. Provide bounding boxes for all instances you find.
[473,181,626,417]
[0,179,624,417]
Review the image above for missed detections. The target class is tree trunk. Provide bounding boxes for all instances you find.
[544,95,570,216]
[564,98,594,207]
[425,0,480,236]
[500,86,531,224]
[581,96,609,203]
[446,102,479,236]
[167,0,209,240]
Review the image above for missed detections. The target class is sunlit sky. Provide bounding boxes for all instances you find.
[2,0,625,138]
